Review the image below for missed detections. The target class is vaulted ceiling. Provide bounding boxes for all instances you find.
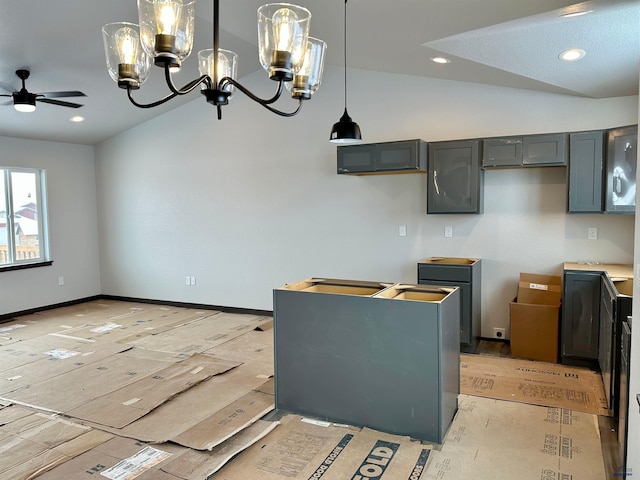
[0,0,637,145]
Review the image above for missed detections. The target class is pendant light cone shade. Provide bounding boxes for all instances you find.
[331,108,361,143]
[330,0,361,143]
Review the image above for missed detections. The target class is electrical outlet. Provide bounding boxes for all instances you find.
[492,327,506,339]
[444,225,453,238]
[587,227,598,240]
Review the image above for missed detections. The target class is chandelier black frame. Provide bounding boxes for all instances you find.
[102,0,326,119]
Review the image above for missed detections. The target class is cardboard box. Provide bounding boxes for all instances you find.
[510,273,561,363]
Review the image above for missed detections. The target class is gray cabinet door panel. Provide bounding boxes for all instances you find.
[568,131,604,213]
[427,140,482,214]
[522,133,567,165]
[562,272,601,361]
[337,144,375,173]
[482,137,522,167]
[605,125,637,213]
[377,141,421,171]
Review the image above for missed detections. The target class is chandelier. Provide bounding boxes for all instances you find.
[102,1,327,119]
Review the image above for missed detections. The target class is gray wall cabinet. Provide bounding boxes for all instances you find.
[562,270,601,367]
[482,133,567,168]
[427,140,483,214]
[417,257,481,353]
[337,139,427,175]
[568,131,605,213]
[273,279,460,443]
[605,125,637,214]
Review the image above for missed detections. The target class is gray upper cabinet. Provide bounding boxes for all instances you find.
[522,133,567,165]
[482,137,522,167]
[337,139,427,175]
[427,139,483,214]
[482,133,567,168]
[605,125,637,214]
[568,131,605,213]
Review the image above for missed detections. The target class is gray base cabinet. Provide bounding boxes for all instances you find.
[273,279,460,443]
[337,139,427,175]
[427,140,483,214]
[562,270,601,367]
[568,131,605,213]
[417,257,481,353]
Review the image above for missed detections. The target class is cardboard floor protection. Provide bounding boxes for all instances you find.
[214,414,433,480]
[460,353,609,415]
[424,394,606,480]
[0,405,113,479]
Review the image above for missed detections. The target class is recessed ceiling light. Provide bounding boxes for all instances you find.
[560,9,594,18]
[559,49,585,61]
[431,57,451,64]
[70,115,85,122]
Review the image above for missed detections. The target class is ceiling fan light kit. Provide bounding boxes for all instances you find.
[102,0,327,119]
[0,69,86,113]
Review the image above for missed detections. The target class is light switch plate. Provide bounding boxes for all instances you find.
[587,227,598,240]
[444,226,453,238]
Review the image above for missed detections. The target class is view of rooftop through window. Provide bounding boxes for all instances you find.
[0,167,48,267]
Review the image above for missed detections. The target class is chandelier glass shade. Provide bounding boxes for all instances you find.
[102,1,326,119]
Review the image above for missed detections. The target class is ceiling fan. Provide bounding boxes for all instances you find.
[0,69,86,112]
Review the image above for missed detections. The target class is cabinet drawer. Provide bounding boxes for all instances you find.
[418,264,471,282]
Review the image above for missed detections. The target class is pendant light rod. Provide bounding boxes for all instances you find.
[342,0,348,111]
[329,0,361,142]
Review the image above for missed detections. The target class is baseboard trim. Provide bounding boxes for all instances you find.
[1,295,273,323]
[479,336,511,344]
[100,295,273,317]
[0,295,102,323]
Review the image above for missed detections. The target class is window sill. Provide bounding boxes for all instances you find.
[0,261,53,272]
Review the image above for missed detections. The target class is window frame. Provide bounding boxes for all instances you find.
[0,167,52,271]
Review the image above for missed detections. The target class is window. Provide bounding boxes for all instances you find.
[0,167,50,270]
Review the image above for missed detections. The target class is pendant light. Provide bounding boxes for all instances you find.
[330,0,361,143]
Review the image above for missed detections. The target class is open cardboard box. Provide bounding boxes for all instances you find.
[510,273,562,364]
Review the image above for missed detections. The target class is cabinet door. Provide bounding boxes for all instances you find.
[562,272,601,361]
[482,137,522,167]
[377,140,426,172]
[427,140,482,214]
[523,133,567,166]
[605,125,637,213]
[568,131,605,213]
[337,144,376,174]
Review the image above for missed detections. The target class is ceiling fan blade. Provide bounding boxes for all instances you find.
[0,82,16,93]
[37,97,83,108]
[39,90,86,99]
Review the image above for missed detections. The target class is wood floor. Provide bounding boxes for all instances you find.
[477,339,623,480]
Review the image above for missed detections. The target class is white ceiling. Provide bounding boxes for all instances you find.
[0,0,638,145]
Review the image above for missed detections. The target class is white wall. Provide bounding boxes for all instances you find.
[94,66,637,338]
[625,77,640,478]
[0,136,100,315]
